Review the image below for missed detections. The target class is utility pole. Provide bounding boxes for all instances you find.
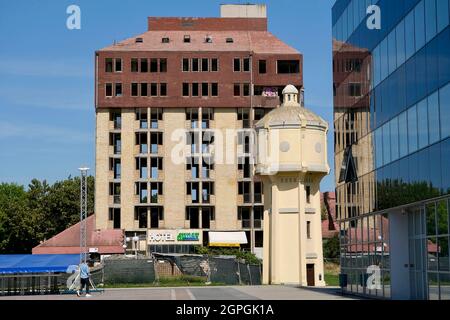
[79,167,89,265]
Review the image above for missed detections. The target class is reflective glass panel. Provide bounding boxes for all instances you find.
[417,98,429,149]
[408,105,418,153]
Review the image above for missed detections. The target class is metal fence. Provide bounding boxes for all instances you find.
[154,253,262,285]
[0,267,104,296]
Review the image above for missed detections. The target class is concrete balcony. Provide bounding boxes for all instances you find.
[252,95,281,108]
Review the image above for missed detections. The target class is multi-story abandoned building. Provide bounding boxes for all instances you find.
[94,4,303,256]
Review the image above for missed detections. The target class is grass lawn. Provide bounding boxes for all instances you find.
[324,261,340,287]
[103,276,226,288]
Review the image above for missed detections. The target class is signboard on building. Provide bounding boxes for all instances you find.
[147,229,202,245]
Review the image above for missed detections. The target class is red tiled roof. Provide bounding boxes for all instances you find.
[32,214,124,255]
[99,30,300,54]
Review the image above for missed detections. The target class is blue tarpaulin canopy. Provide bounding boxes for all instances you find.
[0,254,79,274]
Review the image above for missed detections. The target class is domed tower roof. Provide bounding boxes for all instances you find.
[255,85,327,130]
[282,84,299,95]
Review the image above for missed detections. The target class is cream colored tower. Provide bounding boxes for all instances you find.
[255,85,329,286]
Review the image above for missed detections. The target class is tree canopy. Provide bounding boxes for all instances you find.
[0,176,94,253]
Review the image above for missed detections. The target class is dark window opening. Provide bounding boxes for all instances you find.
[277,60,300,74]
[192,83,199,97]
[211,58,218,71]
[150,59,158,73]
[349,83,362,97]
[150,83,158,96]
[201,58,209,72]
[131,83,139,97]
[183,58,190,72]
[140,59,148,73]
[160,58,167,72]
[105,58,113,72]
[141,83,148,97]
[131,58,139,72]
[183,83,190,97]
[160,83,167,96]
[211,83,218,97]
[202,83,209,97]
[105,83,113,97]
[233,58,241,72]
[184,35,191,43]
[115,58,122,72]
[162,37,170,43]
[234,84,241,96]
[259,60,267,74]
[226,37,234,43]
[192,58,199,72]
[243,58,250,72]
[243,83,250,96]
[115,83,122,97]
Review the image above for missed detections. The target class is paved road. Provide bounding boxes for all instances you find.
[0,285,356,300]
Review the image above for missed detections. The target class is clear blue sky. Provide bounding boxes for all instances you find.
[0,0,335,191]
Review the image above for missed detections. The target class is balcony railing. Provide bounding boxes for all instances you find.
[252,95,281,108]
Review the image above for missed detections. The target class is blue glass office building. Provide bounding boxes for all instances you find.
[333,0,450,299]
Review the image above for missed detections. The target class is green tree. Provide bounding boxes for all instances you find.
[323,235,340,259]
[0,183,35,253]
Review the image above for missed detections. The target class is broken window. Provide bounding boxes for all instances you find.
[186,108,199,129]
[238,156,251,178]
[192,58,199,72]
[131,83,139,97]
[186,182,200,203]
[140,59,148,72]
[233,58,241,72]
[135,182,148,204]
[110,133,121,154]
[277,60,300,74]
[202,182,214,203]
[115,58,122,72]
[115,83,122,97]
[135,157,148,179]
[243,58,250,72]
[202,83,209,96]
[202,108,214,128]
[211,58,218,71]
[109,208,121,229]
[183,83,190,97]
[192,83,199,97]
[105,83,113,97]
[150,132,163,154]
[105,58,113,72]
[150,83,158,96]
[150,108,162,129]
[109,158,121,179]
[237,108,250,128]
[136,207,148,229]
[136,132,148,153]
[109,182,121,204]
[110,111,122,129]
[187,157,200,179]
[234,84,241,96]
[150,182,163,203]
[150,157,163,179]
[201,58,209,72]
[202,158,214,178]
[238,181,251,203]
[254,182,263,203]
[259,60,267,74]
[131,58,139,72]
[141,83,148,97]
[160,83,167,96]
[159,58,167,72]
[150,59,158,73]
[136,109,148,129]
[211,83,218,97]
[182,58,190,72]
